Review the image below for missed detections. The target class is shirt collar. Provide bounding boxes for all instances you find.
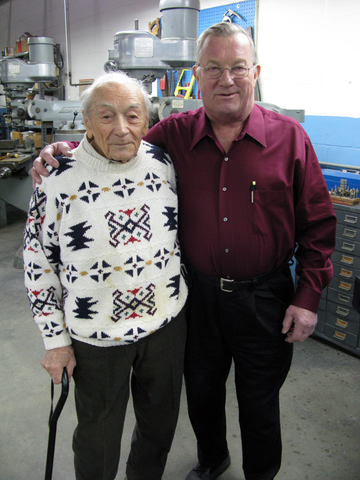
[190,103,267,149]
[190,107,214,150]
[242,103,267,147]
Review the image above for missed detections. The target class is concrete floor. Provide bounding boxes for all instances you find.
[1,205,359,480]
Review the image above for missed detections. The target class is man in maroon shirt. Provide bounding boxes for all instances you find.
[32,22,336,480]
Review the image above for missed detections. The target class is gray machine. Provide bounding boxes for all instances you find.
[0,0,305,221]
[0,37,57,129]
[105,0,200,92]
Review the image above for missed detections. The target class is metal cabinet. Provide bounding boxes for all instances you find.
[314,203,360,357]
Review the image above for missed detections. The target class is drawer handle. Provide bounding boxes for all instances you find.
[339,281,351,291]
[335,318,349,329]
[341,255,354,265]
[338,294,350,304]
[340,268,353,279]
[333,330,346,341]
[344,215,358,225]
[342,242,355,252]
[343,228,357,238]
[336,306,349,316]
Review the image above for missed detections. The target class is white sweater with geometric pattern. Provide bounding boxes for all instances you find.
[24,136,187,349]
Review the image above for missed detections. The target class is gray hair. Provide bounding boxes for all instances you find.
[196,22,258,66]
[80,71,152,119]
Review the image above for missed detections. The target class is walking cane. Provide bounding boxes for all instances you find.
[44,367,69,480]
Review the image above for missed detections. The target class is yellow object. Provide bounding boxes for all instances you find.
[149,18,160,37]
[174,69,196,99]
[11,131,23,145]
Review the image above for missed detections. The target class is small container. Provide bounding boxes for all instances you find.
[11,131,23,145]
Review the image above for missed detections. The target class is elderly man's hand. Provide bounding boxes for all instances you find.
[31,142,72,188]
[282,305,317,343]
[41,345,77,384]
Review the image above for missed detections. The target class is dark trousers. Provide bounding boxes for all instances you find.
[184,269,294,480]
[71,308,186,480]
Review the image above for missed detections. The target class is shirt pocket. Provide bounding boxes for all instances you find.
[249,189,294,235]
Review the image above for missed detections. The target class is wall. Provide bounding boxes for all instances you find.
[0,0,359,167]
[257,0,360,168]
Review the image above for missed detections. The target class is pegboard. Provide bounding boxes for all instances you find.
[199,1,256,35]
[157,0,257,99]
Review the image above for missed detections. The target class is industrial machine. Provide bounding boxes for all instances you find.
[105,0,200,93]
[0,0,304,223]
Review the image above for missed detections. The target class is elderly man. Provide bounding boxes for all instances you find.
[32,23,336,480]
[24,72,187,480]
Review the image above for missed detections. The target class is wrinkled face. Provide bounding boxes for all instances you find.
[194,33,260,125]
[83,83,149,162]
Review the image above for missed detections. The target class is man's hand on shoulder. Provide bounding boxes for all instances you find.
[31,141,73,188]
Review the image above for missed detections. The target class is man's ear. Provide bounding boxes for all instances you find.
[192,64,199,81]
[142,118,149,137]
[82,110,93,138]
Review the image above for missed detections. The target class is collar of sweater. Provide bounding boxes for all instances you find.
[73,135,143,173]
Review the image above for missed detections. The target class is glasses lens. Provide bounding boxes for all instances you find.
[203,65,250,79]
[205,66,222,78]
[231,66,249,78]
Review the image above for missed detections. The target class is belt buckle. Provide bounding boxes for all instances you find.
[220,278,234,292]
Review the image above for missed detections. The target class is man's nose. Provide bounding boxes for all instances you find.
[113,116,128,134]
[219,68,235,84]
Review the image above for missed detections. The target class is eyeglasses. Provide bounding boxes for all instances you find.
[199,64,255,79]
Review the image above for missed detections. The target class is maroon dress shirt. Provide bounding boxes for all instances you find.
[144,104,336,313]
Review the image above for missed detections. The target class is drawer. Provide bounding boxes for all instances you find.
[332,263,360,283]
[326,300,360,322]
[315,318,325,334]
[336,224,360,241]
[327,287,353,307]
[319,297,326,311]
[329,276,354,295]
[326,313,360,336]
[324,324,358,348]
[331,250,360,270]
[318,309,326,323]
[335,209,360,227]
[335,236,360,257]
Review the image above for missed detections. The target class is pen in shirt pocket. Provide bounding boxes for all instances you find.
[251,181,256,203]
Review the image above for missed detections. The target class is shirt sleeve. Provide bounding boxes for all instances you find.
[144,122,169,150]
[23,184,72,349]
[292,136,337,312]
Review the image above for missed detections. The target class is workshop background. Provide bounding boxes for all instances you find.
[0,1,360,480]
[0,0,359,167]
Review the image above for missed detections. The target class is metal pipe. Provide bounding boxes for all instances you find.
[64,0,88,87]
[7,0,12,48]
[64,0,71,85]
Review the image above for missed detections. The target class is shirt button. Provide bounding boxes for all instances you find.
[225,248,229,253]
[223,187,227,192]
[223,217,228,222]
[224,157,229,162]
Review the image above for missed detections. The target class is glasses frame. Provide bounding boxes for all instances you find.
[199,64,255,80]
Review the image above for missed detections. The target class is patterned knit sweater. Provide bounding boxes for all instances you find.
[24,136,188,349]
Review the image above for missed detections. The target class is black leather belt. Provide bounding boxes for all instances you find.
[192,265,288,293]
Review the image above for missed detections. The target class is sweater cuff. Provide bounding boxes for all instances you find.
[291,285,322,313]
[43,331,72,350]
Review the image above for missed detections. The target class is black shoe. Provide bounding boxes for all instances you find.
[185,454,231,480]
